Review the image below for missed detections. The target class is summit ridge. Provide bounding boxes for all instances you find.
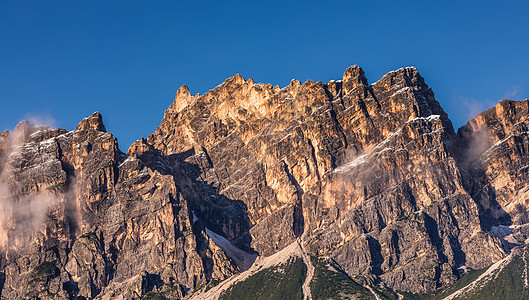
[0,66,528,299]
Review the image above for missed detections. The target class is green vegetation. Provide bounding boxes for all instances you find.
[459,255,529,300]
[396,267,487,300]
[79,231,98,241]
[220,257,307,300]
[397,247,529,300]
[142,292,170,300]
[310,257,373,300]
[150,249,529,300]
[371,284,400,300]
[23,260,61,299]
[141,282,181,300]
[429,267,486,299]
[204,278,222,292]
[30,260,59,283]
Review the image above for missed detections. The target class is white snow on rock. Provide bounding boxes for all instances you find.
[205,228,257,272]
[488,225,518,238]
[333,153,368,173]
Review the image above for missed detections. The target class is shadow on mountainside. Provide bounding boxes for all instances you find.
[135,146,256,254]
[450,132,514,231]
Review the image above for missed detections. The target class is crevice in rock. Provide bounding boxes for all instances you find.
[282,161,305,237]
[367,236,384,276]
[306,138,321,183]
[57,141,80,242]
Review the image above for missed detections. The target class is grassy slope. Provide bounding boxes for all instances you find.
[456,255,529,300]
[398,267,487,300]
[400,247,529,300]
[220,257,307,300]
[310,257,375,300]
[144,247,529,300]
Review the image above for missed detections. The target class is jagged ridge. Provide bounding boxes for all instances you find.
[0,66,528,299]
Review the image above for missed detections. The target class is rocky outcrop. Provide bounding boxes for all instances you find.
[0,113,237,299]
[134,65,511,293]
[459,99,529,225]
[0,66,527,298]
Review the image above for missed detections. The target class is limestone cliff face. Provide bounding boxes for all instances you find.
[137,66,507,292]
[0,113,236,299]
[459,99,529,225]
[0,66,527,298]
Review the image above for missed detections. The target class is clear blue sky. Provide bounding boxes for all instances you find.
[1,1,528,150]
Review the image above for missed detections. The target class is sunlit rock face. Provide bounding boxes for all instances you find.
[459,99,529,225]
[0,113,236,299]
[134,65,516,292]
[0,66,528,297]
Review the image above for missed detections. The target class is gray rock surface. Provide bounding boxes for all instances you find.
[0,66,527,298]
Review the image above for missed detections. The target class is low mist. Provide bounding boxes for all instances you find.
[0,119,68,256]
[0,188,59,252]
[460,128,492,169]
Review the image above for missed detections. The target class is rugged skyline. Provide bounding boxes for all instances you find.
[1,1,528,148]
[1,65,529,298]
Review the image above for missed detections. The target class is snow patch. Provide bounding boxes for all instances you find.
[392,86,411,96]
[191,211,198,224]
[118,155,136,167]
[407,114,441,124]
[334,153,368,173]
[206,228,257,272]
[488,225,518,238]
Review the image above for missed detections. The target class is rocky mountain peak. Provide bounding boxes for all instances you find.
[342,65,368,86]
[459,98,529,143]
[0,130,9,147]
[374,66,422,88]
[75,111,106,132]
[342,65,368,95]
[0,130,10,171]
[2,66,529,299]
[342,65,364,80]
[11,120,51,145]
[176,84,191,98]
[228,73,246,86]
[170,85,194,113]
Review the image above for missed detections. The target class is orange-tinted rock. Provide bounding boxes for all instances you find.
[0,113,236,299]
[129,66,502,292]
[75,111,106,132]
[1,67,527,297]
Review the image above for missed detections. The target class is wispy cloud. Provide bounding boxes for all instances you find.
[456,96,496,121]
[503,85,520,99]
[0,115,72,255]
[22,112,57,128]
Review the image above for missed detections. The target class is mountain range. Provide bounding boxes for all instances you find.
[1,66,528,299]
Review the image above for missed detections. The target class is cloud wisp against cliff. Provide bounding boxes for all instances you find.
[0,120,69,255]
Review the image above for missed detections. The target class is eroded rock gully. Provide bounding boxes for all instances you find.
[0,66,527,298]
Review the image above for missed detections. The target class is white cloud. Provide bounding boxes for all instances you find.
[503,85,520,99]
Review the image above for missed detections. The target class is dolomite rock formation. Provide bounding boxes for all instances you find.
[459,99,529,225]
[0,113,236,299]
[0,66,527,298]
[138,66,506,292]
